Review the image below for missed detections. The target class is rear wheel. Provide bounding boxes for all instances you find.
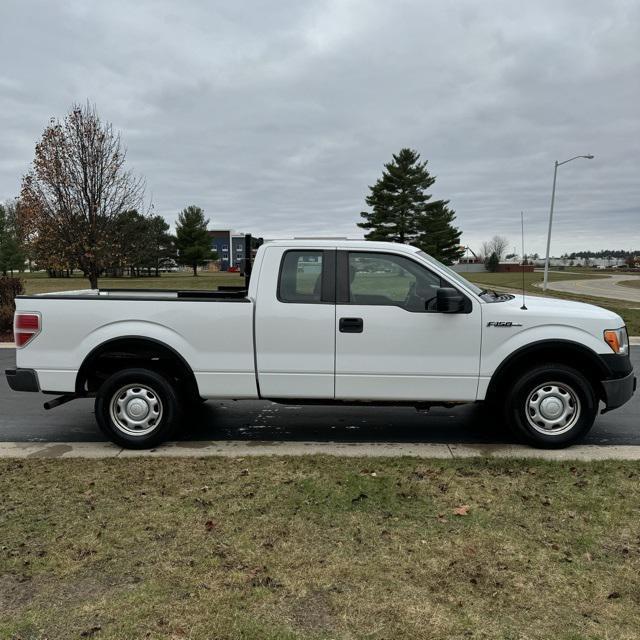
[95,368,182,449]
[504,363,598,448]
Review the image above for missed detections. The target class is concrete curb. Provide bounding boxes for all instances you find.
[2,441,640,460]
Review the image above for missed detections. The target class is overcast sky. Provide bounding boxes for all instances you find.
[1,0,639,255]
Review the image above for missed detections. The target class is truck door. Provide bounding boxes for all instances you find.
[334,250,481,401]
[255,247,336,398]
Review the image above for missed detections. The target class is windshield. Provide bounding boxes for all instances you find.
[415,251,483,296]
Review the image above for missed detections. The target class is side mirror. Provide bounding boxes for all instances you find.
[435,287,465,313]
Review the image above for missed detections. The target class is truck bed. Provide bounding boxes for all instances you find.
[15,290,258,399]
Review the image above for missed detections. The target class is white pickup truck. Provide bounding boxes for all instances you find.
[6,240,635,449]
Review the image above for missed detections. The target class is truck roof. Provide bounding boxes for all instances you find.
[263,239,421,254]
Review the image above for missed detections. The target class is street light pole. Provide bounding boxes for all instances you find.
[542,161,559,292]
[542,154,594,291]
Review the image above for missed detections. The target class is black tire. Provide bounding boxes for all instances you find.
[95,368,182,449]
[504,363,598,448]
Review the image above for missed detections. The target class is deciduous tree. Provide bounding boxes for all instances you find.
[146,215,175,276]
[115,211,175,276]
[483,235,508,262]
[20,103,144,288]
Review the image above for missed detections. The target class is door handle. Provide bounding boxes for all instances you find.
[339,317,363,333]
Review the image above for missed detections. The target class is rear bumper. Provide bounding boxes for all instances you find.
[5,368,40,392]
[601,371,636,412]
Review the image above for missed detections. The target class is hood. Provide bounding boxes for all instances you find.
[483,294,624,332]
[501,294,621,322]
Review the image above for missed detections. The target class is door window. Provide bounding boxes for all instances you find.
[348,252,443,311]
[279,251,324,303]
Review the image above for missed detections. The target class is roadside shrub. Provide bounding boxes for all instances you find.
[0,305,13,333]
[0,276,24,306]
[485,252,500,272]
[0,276,24,333]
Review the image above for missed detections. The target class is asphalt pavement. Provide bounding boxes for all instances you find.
[0,349,637,445]
[541,274,640,303]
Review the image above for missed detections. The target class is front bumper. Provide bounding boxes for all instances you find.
[5,368,40,392]
[601,371,636,412]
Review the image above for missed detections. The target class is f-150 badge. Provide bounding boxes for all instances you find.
[487,321,523,327]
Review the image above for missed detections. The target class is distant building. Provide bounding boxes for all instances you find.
[457,246,483,264]
[496,262,534,273]
[453,247,485,272]
[207,230,247,271]
[532,257,627,269]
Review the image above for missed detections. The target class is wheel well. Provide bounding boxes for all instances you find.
[76,337,199,398]
[486,341,607,403]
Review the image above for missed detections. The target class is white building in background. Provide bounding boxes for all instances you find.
[532,257,627,269]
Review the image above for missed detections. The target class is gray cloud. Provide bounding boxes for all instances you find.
[1,0,639,254]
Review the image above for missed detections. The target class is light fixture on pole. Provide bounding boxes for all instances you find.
[542,154,594,291]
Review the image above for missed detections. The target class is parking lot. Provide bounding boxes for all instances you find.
[1,347,637,446]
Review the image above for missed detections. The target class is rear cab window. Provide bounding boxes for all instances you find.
[278,250,335,303]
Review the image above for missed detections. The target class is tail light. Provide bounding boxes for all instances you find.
[15,313,41,348]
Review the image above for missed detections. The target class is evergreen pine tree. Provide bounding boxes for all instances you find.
[417,201,464,265]
[175,205,213,276]
[359,148,433,244]
[359,148,464,264]
[486,252,500,272]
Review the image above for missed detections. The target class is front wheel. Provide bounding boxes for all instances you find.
[504,363,598,448]
[95,368,182,449]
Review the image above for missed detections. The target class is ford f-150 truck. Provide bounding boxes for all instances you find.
[5,240,636,448]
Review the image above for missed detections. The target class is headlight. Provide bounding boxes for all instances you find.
[604,327,629,355]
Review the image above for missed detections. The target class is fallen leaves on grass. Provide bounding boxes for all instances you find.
[204,520,217,532]
[453,505,470,516]
[80,625,101,637]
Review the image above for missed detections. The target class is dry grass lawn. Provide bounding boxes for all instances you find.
[619,278,640,290]
[20,271,246,295]
[464,270,607,292]
[1,457,640,639]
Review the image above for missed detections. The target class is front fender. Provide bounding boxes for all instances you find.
[480,324,608,379]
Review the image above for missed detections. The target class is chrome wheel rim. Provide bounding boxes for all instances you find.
[109,384,163,436]
[525,381,581,435]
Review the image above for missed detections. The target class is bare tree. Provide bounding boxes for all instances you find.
[479,235,509,262]
[20,103,144,288]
